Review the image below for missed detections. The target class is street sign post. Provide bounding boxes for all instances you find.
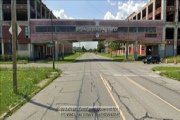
[48,42,53,47]
[9,24,22,36]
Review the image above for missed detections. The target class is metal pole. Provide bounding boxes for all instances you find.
[11,0,17,93]
[51,11,55,69]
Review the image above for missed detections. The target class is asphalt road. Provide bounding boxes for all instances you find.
[5,53,180,120]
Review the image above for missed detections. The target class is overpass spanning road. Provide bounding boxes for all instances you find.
[30,19,162,44]
[6,53,180,120]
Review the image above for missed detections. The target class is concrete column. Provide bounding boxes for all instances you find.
[146,6,148,20]
[140,10,143,20]
[43,45,45,58]
[45,45,47,56]
[1,39,4,56]
[62,43,64,60]
[140,44,142,56]
[174,0,179,56]
[27,0,30,20]
[30,43,34,60]
[125,43,128,59]
[0,0,3,20]
[152,0,155,20]
[55,41,59,61]
[174,27,178,56]
[134,41,138,60]
[144,45,146,56]
[161,0,166,21]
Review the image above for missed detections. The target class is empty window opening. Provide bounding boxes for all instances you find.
[178,28,180,40]
[133,16,136,20]
[166,13,174,22]
[3,11,11,21]
[155,14,161,20]
[37,2,41,14]
[142,9,146,18]
[177,46,180,55]
[42,7,45,18]
[30,0,35,9]
[148,4,153,14]
[167,0,174,6]
[3,0,11,4]
[31,11,36,19]
[166,28,174,39]
[155,0,161,9]
[16,0,27,4]
[17,11,27,21]
[137,13,141,20]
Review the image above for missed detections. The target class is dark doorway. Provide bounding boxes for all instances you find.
[146,46,152,55]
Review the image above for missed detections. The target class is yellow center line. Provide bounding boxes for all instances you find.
[124,76,180,113]
[100,74,126,120]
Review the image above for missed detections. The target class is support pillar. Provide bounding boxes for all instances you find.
[45,45,47,56]
[140,44,142,56]
[174,27,178,56]
[30,43,34,60]
[1,39,4,56]
[152,0,155,20]
[134,41,138,60]
[62,43,64,60]
[125,43,128,59]
[43,45,45,58]
[174,0,179,56]
[144,45,146,56]
[55,41,59,61]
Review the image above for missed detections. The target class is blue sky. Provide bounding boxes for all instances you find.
[42,0,148,49]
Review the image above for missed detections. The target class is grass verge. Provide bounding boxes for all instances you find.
[152,67,180,81]
[0,67,61,119]
[36,52,83,64]
[161,55,180,63]
[98,53,134,61]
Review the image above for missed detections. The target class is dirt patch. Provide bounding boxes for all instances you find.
[36,72,58,87]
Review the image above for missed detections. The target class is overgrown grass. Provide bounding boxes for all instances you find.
[161,55,180,63]
[39,52,83,64]
[0,67,61,117]
[98,53,134,61]
[152,67,180,81]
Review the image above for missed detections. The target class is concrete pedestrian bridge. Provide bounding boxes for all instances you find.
[30,19,163,60]
[30,19,162,44]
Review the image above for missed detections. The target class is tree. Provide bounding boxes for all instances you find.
[93,48,97,53]
[109,42,121,57]
[82,46,86,52]
[88,48,93,52]
[97,41,105,53]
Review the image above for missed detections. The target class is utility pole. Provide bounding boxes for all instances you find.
[11,0,17,93]
[51,11,55,69]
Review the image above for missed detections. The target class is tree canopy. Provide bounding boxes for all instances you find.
[97,41,105,53]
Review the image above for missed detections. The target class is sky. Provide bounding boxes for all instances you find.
[42,0,149,49]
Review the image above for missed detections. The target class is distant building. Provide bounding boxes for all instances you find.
[0,0,72,60]
[126,0,180,57]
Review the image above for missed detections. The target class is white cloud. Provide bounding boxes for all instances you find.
[104,0,147,20]
[53,9,73,19]
[107,0,116,6]
[104,11,124,20]
[104,11,115,20]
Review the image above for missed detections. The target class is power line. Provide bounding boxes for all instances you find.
[85,0,105,17]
